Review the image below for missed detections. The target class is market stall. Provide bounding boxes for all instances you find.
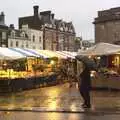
[77,42,120,90]
[0,48,58,92]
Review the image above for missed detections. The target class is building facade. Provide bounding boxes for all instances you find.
[21,24,43,49]
[8,24,30,48]
[81,40,95,50]
[19,5,76,51]
[0,11,43,49]
[74,37,82,52]
[8,25,43,49]
[93,7,120,45]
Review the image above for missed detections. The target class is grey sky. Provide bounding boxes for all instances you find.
[0,0,120,40]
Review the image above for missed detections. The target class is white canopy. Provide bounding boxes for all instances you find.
[0,47,26,60]
[0,47,77,60]
[78,42,120,56]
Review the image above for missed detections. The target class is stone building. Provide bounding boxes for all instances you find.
[0,11,43,49]
[8,24,30,48]
[19,5,76,51]
[20,24,43,49]
[93,7,120,45]
[8,24,43,49]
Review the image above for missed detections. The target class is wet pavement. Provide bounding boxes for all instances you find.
[0,83,120,119]
[0,82,120,114]
[0,111,120,120]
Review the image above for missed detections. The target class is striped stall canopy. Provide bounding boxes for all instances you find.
[0,47,77,60]
[9,48,40,57]
[0,47,26,60]
[22,48,48,58]
[36,50,57,58]
[38,50,67,59]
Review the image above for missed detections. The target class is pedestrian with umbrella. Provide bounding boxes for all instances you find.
[76,55,97,108]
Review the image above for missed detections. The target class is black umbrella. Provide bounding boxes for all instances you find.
[76,55,98,71]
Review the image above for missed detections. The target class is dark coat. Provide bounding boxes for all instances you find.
[80,67,91,91]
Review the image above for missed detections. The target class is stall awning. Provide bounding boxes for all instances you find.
[62,51,77,59]
[56,51,76,59]
[0,47,26,60]
[0,47,77,60]
[9,48,40,57]
[78,42,120,56]
[22,48,47,58]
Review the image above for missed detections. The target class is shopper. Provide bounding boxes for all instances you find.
[79,62,91,108]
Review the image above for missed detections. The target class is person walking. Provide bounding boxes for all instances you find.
[79,62,91,108]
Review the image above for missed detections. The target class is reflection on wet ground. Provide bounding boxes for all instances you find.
[0,83,120,113]
[0,112,120,120]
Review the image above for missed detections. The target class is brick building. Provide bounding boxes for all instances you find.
[19,5,76,51]
[93,7,120,45]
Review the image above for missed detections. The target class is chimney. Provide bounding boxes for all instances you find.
[9,24,14,29]
[51,14,54,19]
[33,5,39,17]
[0,12,5,25]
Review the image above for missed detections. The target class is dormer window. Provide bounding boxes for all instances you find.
[21,32,25,38]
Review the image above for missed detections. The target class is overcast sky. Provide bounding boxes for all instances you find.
[0,0,120,40]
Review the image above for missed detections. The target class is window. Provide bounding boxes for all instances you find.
[11,31,15,38]
[33,46,35,49]
[21,32,25,38]
[26,44,28,48]
[10,41,13,47]
[16,41,19,47]
[33,35,35,42]
[39,36,41,42]
[2,32,6,40]
[21,44,24,48]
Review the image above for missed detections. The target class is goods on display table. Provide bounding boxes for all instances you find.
[0,48,77,92]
